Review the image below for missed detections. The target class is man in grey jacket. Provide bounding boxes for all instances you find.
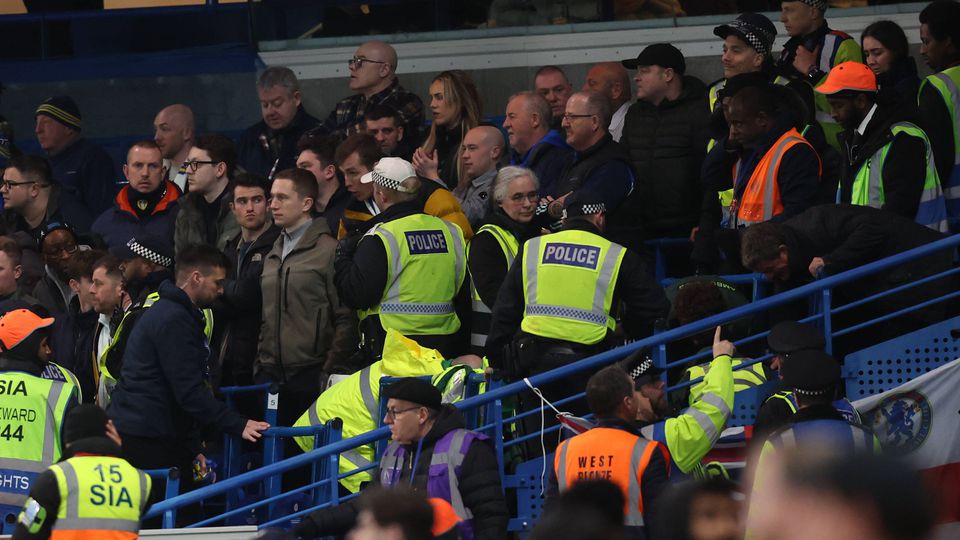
[256,168,357,426]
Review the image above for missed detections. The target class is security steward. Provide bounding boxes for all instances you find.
[753,321,860,443]
[630,327,735,479]
[486,190,668,452]
[335,157,468,361]
[548,365,670,539]
[13,404,150,540]
[0,309,78,517]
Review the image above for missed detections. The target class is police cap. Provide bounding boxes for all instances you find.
[780,349,841,396]
[767,321,825,355]
[383,377,442,411]
[563,190,606,219]
[621,349,663,386]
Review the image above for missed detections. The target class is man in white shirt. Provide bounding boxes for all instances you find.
[582,62,632,142]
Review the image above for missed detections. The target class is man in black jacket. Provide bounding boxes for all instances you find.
[740,204,955,353]
[107,245,270,510]
[237,67,320,180]
[621,43,711,243]
[217,173,280,388]
[293,378,508,540]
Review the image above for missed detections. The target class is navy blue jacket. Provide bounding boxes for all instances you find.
[48,138,119,216]
[237,108,320,179]
[91,182,180,251]
[108,281,247,441]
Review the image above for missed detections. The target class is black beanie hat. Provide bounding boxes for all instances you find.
[63,404,109,446]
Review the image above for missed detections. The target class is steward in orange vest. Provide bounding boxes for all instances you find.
[547,365,670,540]
[702,74,821,230]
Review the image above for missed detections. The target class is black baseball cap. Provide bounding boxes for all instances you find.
[622,43,686,74]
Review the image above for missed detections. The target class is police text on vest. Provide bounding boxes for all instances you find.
[405,231,448,254]
[542,243,601,270]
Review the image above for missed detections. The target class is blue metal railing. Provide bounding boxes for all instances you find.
[146,231,960,527]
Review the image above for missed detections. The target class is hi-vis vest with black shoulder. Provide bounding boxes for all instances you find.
[48,455,150,540]
[732,127,819,227]
[521,230,626,345]
[919,65,960,226]
[846,121,949,233]
[0,372,73,509]
[554,427,669,527]
[468,223,520,354]
[360,214,466,337]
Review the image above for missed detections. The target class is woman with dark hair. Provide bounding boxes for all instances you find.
[861,20,920,108]
[413,70,482,190]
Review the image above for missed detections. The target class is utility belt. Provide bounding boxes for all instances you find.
[359,316,387,364]
[501,333,604,380]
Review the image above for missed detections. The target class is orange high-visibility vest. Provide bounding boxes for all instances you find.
[736,128,819,227]
[553,427,669,527]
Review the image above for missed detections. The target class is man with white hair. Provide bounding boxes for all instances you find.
[321,40,425,144]
[334,157,468,362]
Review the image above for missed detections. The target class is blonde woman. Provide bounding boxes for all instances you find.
[412,70,482,190]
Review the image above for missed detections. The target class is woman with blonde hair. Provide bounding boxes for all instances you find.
[413,70,482,190]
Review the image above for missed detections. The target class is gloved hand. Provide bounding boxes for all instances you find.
[336,234,362,261]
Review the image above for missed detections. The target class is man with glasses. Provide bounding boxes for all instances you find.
[2,155,93,239]
[32,222,80,315]
[554,91,638,251]
[319,41,424,145]
[174,134,240,253]
[293,377,507,540]
[237,67,320,180]
[92,140,180,252]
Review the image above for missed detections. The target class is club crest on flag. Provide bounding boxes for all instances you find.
[867,390,932,455]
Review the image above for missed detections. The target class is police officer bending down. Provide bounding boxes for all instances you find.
[14,404,150,540]
[0,309,78,518]
[547,365,670,540]
[486,190,668,452]
[335,157,469,361]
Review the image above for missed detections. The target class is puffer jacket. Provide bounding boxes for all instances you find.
[256,218,357,383]
[174,188,240,252]
[620,76,711,237]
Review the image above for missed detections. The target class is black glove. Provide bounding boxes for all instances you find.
[336,234,362,260]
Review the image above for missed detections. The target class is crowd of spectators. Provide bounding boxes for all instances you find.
[1,0,958,538]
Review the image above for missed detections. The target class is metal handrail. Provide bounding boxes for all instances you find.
[146,231,960,522]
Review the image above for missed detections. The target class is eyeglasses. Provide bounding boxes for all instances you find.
[508,191,539,203]
[385,406,422,420]
[562,113,597,121]
[185,160,219,172]
[1,180,45,190]
[348,56,388,69]
[43,243,78,257]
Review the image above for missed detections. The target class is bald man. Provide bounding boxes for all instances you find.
[321,40,425,145]
[455,125,504,227]
[153,104,195,192]
[582,62,632,142]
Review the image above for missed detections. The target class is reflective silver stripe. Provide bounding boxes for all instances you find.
[733,377,761,389]
[308,401,321,427]
[0,492,26,505]
[932,72,960,156]
[55,517,140,532]
[815,110,835,125]
[592,243,623,317]
[59,461,80,518]
[699,392,731,419]
[358,366,378,421]
[380,302,454,315]
[818,35,839,74]
[624,438,646,527]
[0,457,48,474]
[761,136,805,221]
[379,443,402,474]
[525,304,608,325]
[342,449,373,468]
[443,220,466,287]
[686,407,719,444]
[556,440,570,493]
[378,227,403,307]
[434,429,473,520]
[471,295,491,314]
[138,470,149,512]
[523,237,543,304]
[44,380,67,463]
[779,428,796,449]
[945,185,960,198]
[470,333,487,347]
[865,154,884,208]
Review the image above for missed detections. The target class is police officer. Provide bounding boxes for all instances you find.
[486,190,669,452]
[13,404,150,540]
[748,349,881,530]
[335,157,468,360]
[548,365,670,539]
[0,309,78,517]
[753,321,860,443]
[630,327,735,479]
